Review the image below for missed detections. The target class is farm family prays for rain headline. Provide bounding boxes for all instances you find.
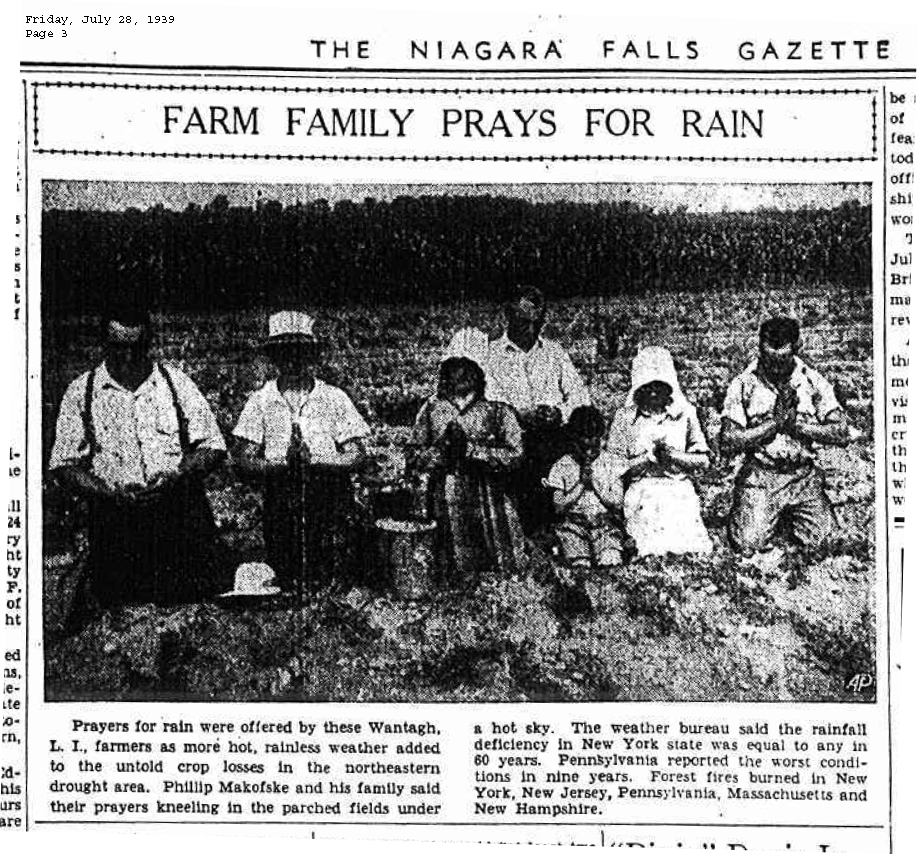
[161,104,766,139]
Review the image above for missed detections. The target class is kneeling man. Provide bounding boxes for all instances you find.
[49,307,228,608]
[720,317,850,556]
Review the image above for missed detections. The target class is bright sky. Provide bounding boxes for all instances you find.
[44,181,870,214]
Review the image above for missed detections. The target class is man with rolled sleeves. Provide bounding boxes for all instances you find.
[49,306,228,609]
[486,286,590,532]
[720,316,850,557]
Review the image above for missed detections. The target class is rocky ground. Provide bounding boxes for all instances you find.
[42,290,876,703]
[43,447,876,704]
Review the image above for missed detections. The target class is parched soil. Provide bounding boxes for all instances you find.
[42,287,878,703]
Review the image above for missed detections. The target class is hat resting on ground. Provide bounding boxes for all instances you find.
[220,562,282,598]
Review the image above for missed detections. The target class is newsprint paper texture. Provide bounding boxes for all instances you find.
[8,5,915,852]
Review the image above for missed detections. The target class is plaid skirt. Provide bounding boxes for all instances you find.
[427,464,527,579]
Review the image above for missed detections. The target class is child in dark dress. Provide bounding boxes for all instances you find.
[409,357,528,579]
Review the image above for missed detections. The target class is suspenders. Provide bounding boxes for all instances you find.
[158,364,192,453]
[82,366,99,461]
[81,363,190,464]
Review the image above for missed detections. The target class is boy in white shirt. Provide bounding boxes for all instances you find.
[233,311,370,591]
[544,406,623,571]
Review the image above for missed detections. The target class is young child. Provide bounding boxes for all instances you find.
[233,311,370,591]
[408,356,527,579]
[543,405,623,571]
[607,346,712,557]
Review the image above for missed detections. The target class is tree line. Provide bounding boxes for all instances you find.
[42,194,871,316]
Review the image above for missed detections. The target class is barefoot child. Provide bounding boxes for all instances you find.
[544,405,623,571]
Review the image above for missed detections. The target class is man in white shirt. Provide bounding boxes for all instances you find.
[486,287,590,532]
[233,310,370,590]
[49,307,228,610]
[720,317,850,557]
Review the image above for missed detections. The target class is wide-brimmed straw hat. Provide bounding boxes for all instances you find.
[262,310,327,352]
[219,562,282,598]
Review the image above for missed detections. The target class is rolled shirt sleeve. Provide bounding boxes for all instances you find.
[499,404,525,461]
[232,391,266,447]
[170,369,227,452]
[543,455,580,493]
[304,389,370,465]
[592,451,623,508]
[720,375,749,428]
[48,374,91,471]
[332,390,371,447]
[685,404,711,454]
[557,350,591,421]
[806,366,842,422]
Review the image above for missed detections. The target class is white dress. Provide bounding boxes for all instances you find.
[607,349,713,558]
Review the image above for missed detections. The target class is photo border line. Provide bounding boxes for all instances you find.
[30,81,879,164]
[19,61,918,76]
[38,177,877,706]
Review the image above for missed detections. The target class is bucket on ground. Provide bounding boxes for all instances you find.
[375,517,438,600]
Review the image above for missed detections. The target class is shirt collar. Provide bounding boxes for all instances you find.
[440,393,482,415]
[498,332,544,354]
[97,360,161,394]
[265,377,329,405]
[750,356,807,391]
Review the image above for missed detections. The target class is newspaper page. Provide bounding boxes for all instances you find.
[8,5,915,851]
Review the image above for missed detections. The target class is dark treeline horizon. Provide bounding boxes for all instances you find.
[42,194,871,316]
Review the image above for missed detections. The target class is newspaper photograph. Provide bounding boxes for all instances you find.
[8,5,915,852]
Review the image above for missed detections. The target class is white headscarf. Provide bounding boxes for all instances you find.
[626,346,687,412]
[442,327,500,398]
[443,327,490,367]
